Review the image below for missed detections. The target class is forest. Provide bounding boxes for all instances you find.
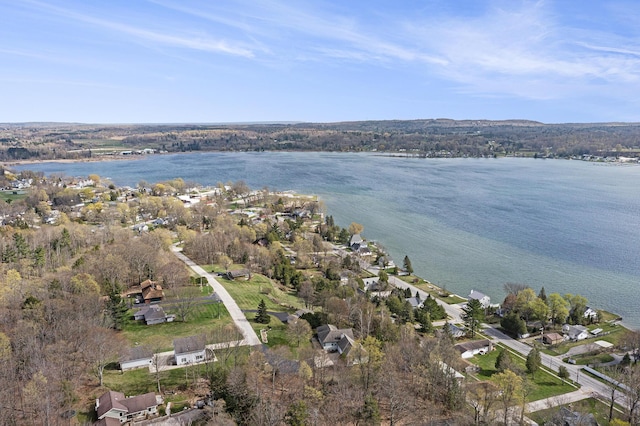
[2,119,640,161]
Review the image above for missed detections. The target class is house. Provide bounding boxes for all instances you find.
[317,324,355,353]
[362,277,380,291]
[542,332,565,345]
[445,323,466,339]
[95,390,159,423]
[174,335,207,366]
[455,340,493,359]
[119,346,153,371]
[556,407,598,426]
[468,290,491,309]
[405,296,423,309]
[140,280,164,303]
[583,306,599,322]
[226,269,250,280]
[563,324,589,341]
[133,305,173,325]
[439,361,465,380]
[349,234,363,249]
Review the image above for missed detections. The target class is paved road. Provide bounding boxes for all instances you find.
[483,325,629,410]
[382,270,464,323]
[171,245,262,347]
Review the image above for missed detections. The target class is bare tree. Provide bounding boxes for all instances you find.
[83,327,126,386]
[286,319,312,347]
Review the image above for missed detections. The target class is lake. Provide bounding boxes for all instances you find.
[13,152,640,328]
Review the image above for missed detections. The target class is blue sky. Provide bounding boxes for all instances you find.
[1,0,639,123]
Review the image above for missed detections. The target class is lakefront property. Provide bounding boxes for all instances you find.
[0,170,637,426]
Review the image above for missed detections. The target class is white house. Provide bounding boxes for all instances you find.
[362,277,380,291]
[468,290,491,309]
[454,340,493,359]
[174,335,207,366]
[583,306,599,321]
[563,324,589,341]
[119,346,153,371]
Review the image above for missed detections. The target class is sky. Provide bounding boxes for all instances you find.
[1,0,640,124]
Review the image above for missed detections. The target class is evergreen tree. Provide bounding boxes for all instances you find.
[403,255,413,274]
[106,288,129,330]
[558,365,570,380]
[285,401,308,426]
[462,298,485,338]
[255,299,270,324]
[495,348,513,372]
[500,311,527,337]
[359,394,381,425]
[526,348,541,378]
[538,286,547,302]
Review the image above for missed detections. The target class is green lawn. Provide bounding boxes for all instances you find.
[0,190,26,202]
[214,272,303,312]
[542,323,627,356]
[397,275,466,303]
[563,352,614,366]
[122,303,232,351]
[529,397,625,425]
[467,346,577,402]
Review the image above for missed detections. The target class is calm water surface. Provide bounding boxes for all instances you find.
[15,153,640,328]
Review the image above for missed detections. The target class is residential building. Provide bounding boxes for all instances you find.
[95,390,159,424]
[542,332,564,345]
[455,340,493,359]
[317,324,355,353]
[174,335,207,366]
[563,324,589,341]
[140,280,164,303]
[119,346,153,371]
[132,305,174,325]
[468,290,491,309]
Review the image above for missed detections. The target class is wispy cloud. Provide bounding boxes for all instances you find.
[22,0,255,58]
[149,0,446,65]
[401,1,640,98]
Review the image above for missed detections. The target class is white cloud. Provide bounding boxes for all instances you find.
[22,0,255,58]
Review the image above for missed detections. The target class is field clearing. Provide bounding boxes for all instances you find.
[206,266,303,312]
[468,345,576,402]
[122,303,232,351]
[0,190,26,202]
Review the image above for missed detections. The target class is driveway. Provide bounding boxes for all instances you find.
[171,245,262,347]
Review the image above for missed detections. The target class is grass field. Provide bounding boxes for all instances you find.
[529,397,625,425]
[206,266,303,312]
[0,190,26,202]
[122,302,232,351]
[397,275,467,304]
[468,346,577,402]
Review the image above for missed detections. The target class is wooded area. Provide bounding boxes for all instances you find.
[2,119,640,161]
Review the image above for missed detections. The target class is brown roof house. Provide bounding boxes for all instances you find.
[95,390,159,424]
[542,332,565,345]
[140,280,165,303]
[174,334,207,366]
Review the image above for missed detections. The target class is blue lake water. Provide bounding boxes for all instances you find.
[14,153,640,328]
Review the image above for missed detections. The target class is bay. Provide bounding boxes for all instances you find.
[14,153,640,328]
